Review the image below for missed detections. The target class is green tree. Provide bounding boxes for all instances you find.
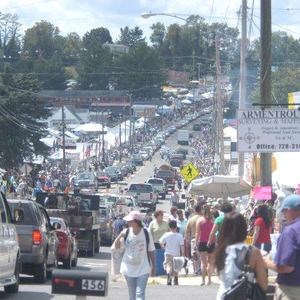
[150,22,165,49]
[0,72,50,169]
[21,21,68,89]
[117,26,145,47]
[77,28,113,89]
[82,27,112,48]
[62,32,82,65]
[114,41,166,99]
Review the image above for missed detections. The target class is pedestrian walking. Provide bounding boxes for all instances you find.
[184,202,204,275]
[252,204,272,253]
[264,194,300,300]
[214,212,268,299]
[159,220,184,285]
[114,211,156,300]
[149,210,169,249]
[195,205,215,285]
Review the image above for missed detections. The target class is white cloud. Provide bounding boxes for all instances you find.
[0,0,299,41]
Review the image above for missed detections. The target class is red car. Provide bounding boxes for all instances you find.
[50,217,78,269]
[96,171,111,188]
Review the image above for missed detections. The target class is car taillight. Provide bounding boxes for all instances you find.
[150,192,153,199]
[32,230,42,245]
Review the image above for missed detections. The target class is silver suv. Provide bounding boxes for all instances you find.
[0,193,20,293]
[7,199,58,283]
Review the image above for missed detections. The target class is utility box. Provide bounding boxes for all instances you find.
[52,269,108,297]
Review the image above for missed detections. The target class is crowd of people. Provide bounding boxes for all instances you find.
[112,191,300,300]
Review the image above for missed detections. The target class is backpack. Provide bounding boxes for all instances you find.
[124,227,151,264]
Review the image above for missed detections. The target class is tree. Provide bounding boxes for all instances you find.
[117,26,145,47]
[0,13,21,56]
[82,27,112,48]
[62,32,82,65]
[150,22,165,48]
[0,72,50,169]
[114,41,166,99]
[21,21,68,89]
[77,28,113,89]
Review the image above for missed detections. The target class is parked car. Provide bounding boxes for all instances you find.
[127,183,157,210]
[131,154,143,166]
[7,199,59,283]
[0,193,20,294]
[95,171,111,188]
[146,178,168,199]
[193,124,201,131]
[104,166,123,182]
[74,172,98,189]
[50,217,78,269]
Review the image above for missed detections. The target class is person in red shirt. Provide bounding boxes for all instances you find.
[252,204,272,252]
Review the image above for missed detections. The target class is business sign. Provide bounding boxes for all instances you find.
[237,109,300,152]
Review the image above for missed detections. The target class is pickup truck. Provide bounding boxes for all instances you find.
[177,130,189,145]
[127,183,157,211]
[146,178,168,199]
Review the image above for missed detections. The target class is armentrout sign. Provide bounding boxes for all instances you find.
[237,109,300,152]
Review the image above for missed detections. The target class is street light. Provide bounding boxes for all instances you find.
[141,12,187,22]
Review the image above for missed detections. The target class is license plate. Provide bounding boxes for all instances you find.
[81,279,105,291]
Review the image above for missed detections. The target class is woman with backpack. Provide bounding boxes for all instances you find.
[214,212,268,299]
[114,210,156,300]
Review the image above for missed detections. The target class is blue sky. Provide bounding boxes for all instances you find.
[0,0,300,41]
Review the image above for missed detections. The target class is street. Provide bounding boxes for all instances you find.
[0,120,219,299]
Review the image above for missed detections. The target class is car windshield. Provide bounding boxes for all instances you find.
[148,179,163,184]
[8,202,38,226]
[129,184,152,192]
[156,171,174,177]
[77,173,93,180]
[100,195,118,206]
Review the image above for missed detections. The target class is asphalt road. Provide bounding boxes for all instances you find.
[1,120,219,299]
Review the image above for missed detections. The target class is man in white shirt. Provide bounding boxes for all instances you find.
[159,220,184,285]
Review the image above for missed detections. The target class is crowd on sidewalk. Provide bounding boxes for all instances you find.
[112,191,300,300]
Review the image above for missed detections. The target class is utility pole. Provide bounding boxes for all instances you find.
[61,101,66,172]
[215,37,225,174]
[102,110,105,167]
[119,113,122,163]
[238,0,248,177]
[260,0,272,186]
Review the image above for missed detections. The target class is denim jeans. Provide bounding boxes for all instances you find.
[124,273,149,300]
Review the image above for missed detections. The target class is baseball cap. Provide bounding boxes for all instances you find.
[281,194,300,211]
[123,210,143,222]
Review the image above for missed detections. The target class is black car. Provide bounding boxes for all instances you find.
[193,124,201,131]
[131,154,143,166]
[104,166,123,182]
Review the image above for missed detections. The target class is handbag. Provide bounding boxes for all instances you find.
[222,246,267,300]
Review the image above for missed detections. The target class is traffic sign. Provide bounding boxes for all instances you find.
[180,163,199,183]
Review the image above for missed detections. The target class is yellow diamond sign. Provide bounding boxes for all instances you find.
[180,163,199,183]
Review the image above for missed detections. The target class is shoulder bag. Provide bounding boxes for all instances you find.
[222,246,267,300]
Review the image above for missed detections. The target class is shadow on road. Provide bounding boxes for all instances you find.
[0,291,53,299]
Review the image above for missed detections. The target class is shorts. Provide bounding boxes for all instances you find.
[163,254,176,275]
[275,284,300,300]
[197,242,215,254]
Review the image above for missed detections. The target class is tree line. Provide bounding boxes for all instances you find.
[0,11,300,168]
